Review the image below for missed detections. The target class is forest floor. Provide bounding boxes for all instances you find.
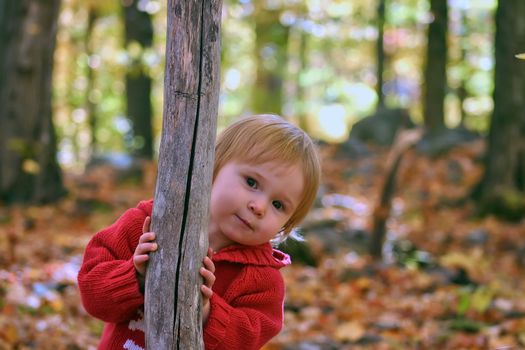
[1,139,525,350]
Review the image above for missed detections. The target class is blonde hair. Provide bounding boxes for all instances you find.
[214,114,321,243]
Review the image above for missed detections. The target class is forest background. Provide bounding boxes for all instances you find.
[1,0,525,349]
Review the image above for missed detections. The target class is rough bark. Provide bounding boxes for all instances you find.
[144,0,222,348]
[0,0,65,204]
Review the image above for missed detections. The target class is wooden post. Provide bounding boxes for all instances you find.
[145,0,222,348]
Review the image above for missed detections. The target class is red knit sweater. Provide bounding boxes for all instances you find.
[77,200,291,350]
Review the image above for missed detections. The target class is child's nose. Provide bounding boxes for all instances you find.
[248,199,266,217]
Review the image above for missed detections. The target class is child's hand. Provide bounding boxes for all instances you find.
[200,247,215,323]
[133,216,157,276]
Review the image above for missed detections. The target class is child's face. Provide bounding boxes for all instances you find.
[208,160,304,250]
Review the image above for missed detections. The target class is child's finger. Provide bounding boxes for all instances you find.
[200,267,216,288]
[135,242,158,256]
[201,285,213,299]
[134,255,149,274]
[138,231,156,244]
[203,256,215,273]
[134,254,149,264]
[142,216,151,233]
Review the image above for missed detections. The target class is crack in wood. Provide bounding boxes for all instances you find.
[173,90,203,100]
[172,1,207,348]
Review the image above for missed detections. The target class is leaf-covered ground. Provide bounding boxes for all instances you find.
[1,141,525,350]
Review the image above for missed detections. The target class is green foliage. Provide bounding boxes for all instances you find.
[87,0,120,16]
[448,317,485,333]
[52,0,499,167]
[449,284,496,333]
[456,285,494,316]
[392,239,435,269]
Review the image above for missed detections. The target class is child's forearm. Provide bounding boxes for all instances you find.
[78,201,151,323]
[78,257,144,323]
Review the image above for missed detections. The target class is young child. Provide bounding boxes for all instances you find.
[77,114,321,350]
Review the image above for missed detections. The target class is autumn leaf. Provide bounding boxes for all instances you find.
[334,321,366,342]
[2,324,18,343]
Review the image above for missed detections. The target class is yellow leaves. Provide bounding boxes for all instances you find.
[516,53,525,60]
[440,251,476,270]
[23,159,40,174]
[334,320,366,342]
[49,298,65,313]
[518,332,525,346]
[469,286,495,313]
[1,324,18,344]
[354,276,372,293]
[440,248,489,282]
[456,284,496,317]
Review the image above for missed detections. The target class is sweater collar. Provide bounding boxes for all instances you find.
[212,243,291,269]
[139,201,291,268]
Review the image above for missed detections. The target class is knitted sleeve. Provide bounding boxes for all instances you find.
[203,267,285,350]
[77,203,150,323]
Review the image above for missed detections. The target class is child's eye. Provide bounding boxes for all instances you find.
[246,177,257,189]
[272,200,284,210]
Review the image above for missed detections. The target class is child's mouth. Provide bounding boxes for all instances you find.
[235,215,252,230]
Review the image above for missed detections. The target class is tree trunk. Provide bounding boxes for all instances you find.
[369,129,423,259]
[376,0,386,109]
[423,0,448,130]
[476,0,525,220]
[252,4,289,115]
[293,23,309,132]
[122,0,154,159]
[457,8,468,126]
[144,0,222,348]
[85,8,98,158]
[0,0,65,204]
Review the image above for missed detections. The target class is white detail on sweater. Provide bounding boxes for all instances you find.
[128,310,145,332]
[123,339,144,350]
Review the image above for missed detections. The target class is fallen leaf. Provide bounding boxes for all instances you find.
[334,320,365,342]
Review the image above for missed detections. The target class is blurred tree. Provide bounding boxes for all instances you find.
[251,2,289,115]
[122,0,154,159]
[0,0,65,204]
[85,6,99,157]
[286,2,310,131]
[376,0,386,109]
[296,27,309,131]
[456,7,469,126]
[476,0,525,220]
[423,0,448,130]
